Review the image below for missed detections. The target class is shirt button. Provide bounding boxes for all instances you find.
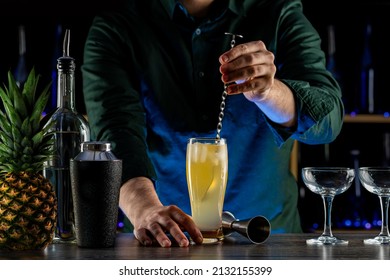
[198,71,205,78]
[195,28,201,35]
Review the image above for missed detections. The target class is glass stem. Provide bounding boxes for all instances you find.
[321,195,334,237]
[378,196,390,237]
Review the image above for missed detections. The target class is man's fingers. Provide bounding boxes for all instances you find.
[134,222,172,247]
[170,209,203,245]
[133,228,153,246]
[219,40,267,64]
[134,206,202,247]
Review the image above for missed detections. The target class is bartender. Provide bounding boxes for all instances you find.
[82,0,344,247]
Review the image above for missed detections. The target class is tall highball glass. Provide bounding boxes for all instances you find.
[186,137,228,244]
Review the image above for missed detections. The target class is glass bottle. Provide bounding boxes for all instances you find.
[325,25,344,112]
[14,25,27,87]
[43,29,90,243]
[360,22,375,114]
[326,25,340,83]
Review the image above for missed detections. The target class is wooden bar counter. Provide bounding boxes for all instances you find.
[0,232,389,260]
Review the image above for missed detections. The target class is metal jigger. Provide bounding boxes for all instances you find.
[222,211,271,244]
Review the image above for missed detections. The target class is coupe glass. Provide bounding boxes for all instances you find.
[301,167,355,245]
[358,167,390,244]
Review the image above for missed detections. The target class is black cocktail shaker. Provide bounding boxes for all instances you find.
[70,141,122,248]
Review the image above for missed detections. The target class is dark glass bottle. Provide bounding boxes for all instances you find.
[360,23,375,114]
[326,25,340,82]
[325,25,344,112]
[43,29,90,243]
[14,25,28,87]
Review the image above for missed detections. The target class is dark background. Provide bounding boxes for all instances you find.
[1,0,390,232]
[1,0,389,114]
[0,0,106,113]
[297,0,390,232]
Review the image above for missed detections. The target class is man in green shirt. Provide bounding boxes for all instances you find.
[82,0,344,247]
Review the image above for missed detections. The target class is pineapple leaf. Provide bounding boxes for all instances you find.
[7,71,28,119]
[0,164,12,173]
[23,146,33,155]
[0,86,12,107]
[22,155,32,164]
[0,143,12,156]
[0,161,17,172]
[0,112,12,138]
[21,118,32,138]
[21,136,31,149]
[0,85,14,121]
[20,163,32,171]
[30,82,51,133]
[0,68,53,173]
[0,130,13,148]
[11,126,22,146]
[32,127,54,151]
[0,94,22,128]
[22,68,39,107]
[31,130,44,149]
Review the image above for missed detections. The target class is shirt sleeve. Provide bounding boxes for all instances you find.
[81,14,157,184]
[265,0,344,147]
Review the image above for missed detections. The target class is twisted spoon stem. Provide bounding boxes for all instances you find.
[216,32,243,140]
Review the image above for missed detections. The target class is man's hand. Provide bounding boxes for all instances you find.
[119,177,203,247]
[219,40,276,101]
[219,40,296,127]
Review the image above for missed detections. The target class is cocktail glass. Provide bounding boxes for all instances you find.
[301,167,355,245]
[358,167,390,244]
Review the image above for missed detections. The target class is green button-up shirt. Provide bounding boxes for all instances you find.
[82,0,343,233]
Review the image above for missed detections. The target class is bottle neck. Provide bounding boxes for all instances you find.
[57,67,76,110]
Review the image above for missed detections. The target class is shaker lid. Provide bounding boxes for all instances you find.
[75,141,117,161]
[81,141,111,152]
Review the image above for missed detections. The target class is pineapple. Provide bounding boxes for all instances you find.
[0,68,57,250]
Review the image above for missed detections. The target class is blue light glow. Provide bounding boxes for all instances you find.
[344,220,352,227]
[354,220,361,227]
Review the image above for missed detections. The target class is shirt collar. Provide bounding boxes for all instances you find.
[160,0,176,19]
[228,0,247,16]
[159,0,250,19]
